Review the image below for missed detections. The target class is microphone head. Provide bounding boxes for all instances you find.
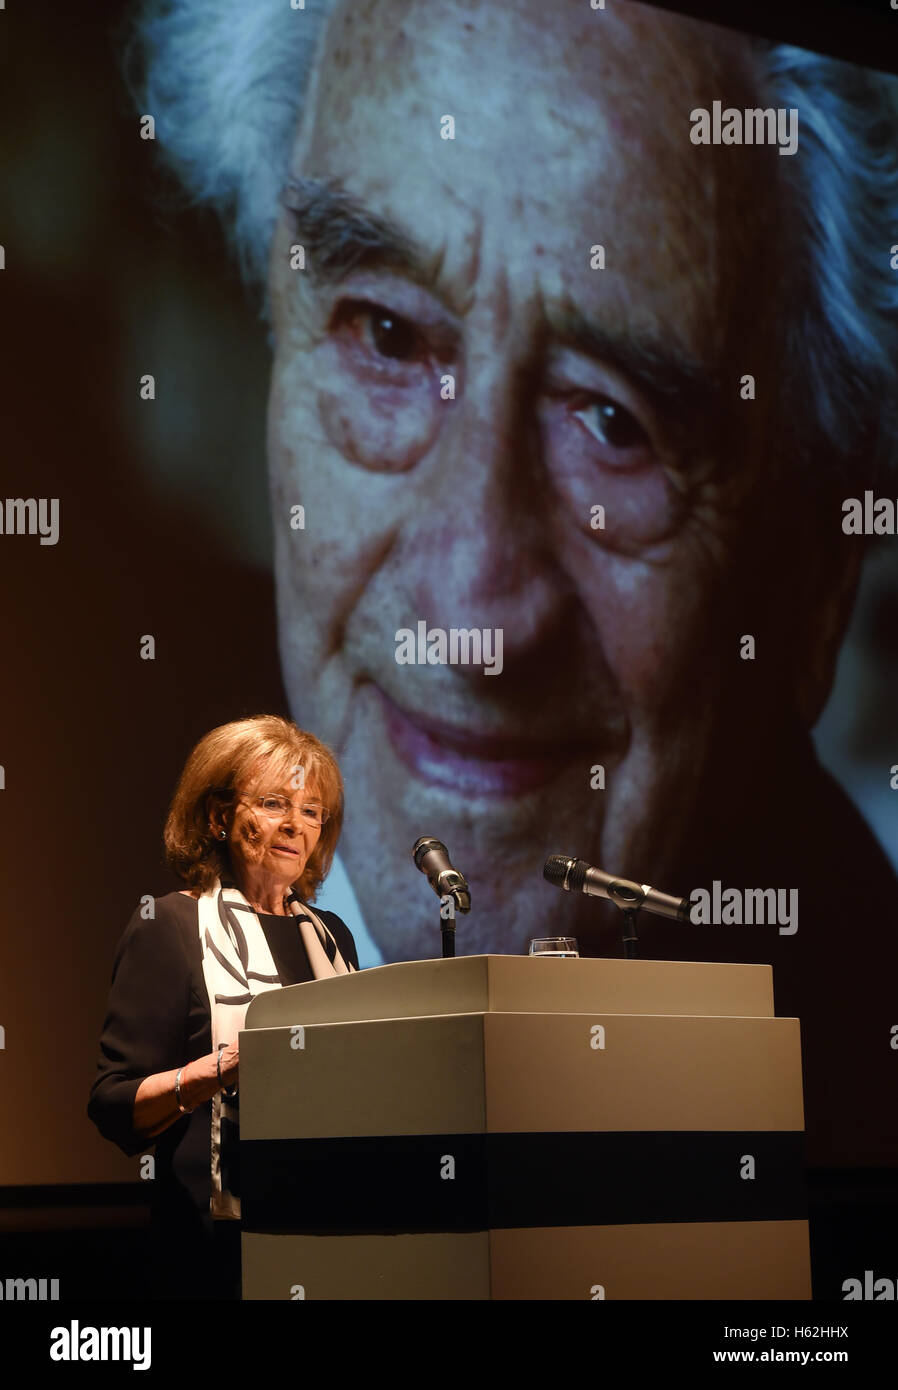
[413,836,446,870]
[543,854,574,889]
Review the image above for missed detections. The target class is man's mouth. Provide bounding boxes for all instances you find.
[375,685,587,797]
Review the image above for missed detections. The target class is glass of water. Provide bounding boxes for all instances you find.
[529,937,579,958]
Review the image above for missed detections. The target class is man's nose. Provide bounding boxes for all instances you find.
[406,367,570,655]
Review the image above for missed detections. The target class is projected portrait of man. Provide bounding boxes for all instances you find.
[136,0,898,1165]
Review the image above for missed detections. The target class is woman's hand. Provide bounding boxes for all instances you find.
[217,1040,239,1090]
[132,1042,240,1143]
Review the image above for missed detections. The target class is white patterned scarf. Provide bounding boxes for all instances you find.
[196,877,355,1219]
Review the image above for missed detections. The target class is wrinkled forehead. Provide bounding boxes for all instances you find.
[242,754,322,799]
[315,0,752,113]
[292,0,769,347]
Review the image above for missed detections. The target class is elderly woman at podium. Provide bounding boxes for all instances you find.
[87,714,359,1300]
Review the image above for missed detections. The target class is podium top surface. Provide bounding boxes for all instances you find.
[244,954,775,1030]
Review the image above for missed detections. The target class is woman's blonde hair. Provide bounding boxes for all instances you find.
[163,714,343,900]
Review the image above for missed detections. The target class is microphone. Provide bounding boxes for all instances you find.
[543,854,690,922]
[413,837,471,913]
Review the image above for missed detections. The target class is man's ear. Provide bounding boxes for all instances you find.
[792,532,865,728]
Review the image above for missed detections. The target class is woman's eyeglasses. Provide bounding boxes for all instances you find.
[238,792,330,828]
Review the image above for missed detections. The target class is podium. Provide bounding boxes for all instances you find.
[238,955,811,1299]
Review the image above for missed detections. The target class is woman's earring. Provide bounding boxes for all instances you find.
[219,830,227,840]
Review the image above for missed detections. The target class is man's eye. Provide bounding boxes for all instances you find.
[572,397,647,451]
[370,311,419,360]
[339,301,424,362]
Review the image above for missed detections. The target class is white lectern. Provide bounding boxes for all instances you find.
[238,955,810,1299]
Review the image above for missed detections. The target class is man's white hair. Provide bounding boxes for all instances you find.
[129,0,898,489]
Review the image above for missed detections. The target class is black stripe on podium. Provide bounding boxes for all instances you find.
[240,1131,807,1233]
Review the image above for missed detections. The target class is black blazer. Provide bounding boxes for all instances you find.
[87,891,359,1264]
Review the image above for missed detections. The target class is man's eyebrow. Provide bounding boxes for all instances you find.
[552,306,721,419]
[281,178,720,418]
[281,176,439,289]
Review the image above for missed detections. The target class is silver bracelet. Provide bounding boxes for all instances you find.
[174,1066,194,1114]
